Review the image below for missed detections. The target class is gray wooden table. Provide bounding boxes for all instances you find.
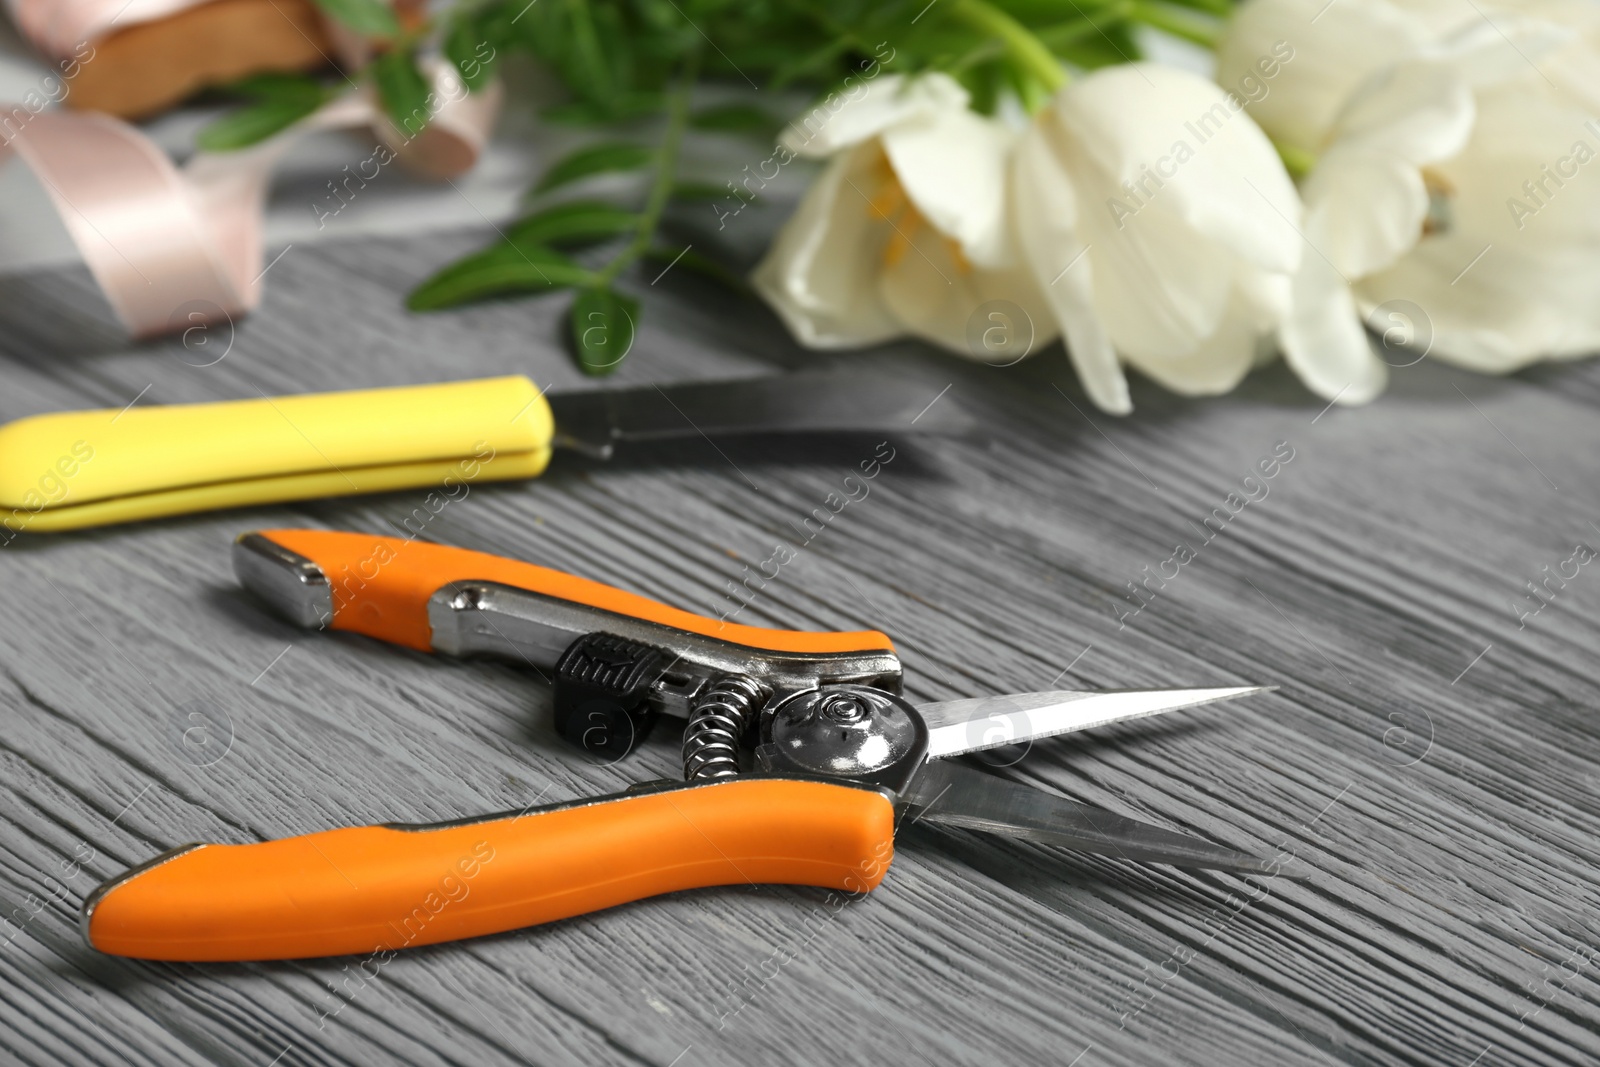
[2,230,1598,1067]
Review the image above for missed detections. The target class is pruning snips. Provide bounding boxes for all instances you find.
[83,530,1273,961]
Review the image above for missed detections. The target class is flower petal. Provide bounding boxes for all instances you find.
[877,228,1059,358]
[1280,242,1388,403]
[1437,15,1576,92]
[1303,151,1429,278]
[881,106,1015,270]
[1043,65,1301,359]
[1356,63,1600,370]
[1053,64,1303,270]
[1327,59,1476,165]
[1084,196,1237,361]
[1012,120,1132,414]
[750,146,902,348]
[1121,289,1263,397]
[1217,0,1436,152]
[779,73,969,159]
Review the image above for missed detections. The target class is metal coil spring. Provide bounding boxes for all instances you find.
[683,674,767,780]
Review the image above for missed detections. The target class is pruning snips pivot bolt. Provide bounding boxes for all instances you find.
[81,530,1274,961]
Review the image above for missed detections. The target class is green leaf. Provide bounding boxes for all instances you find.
[1055,22,1142,70]
[541,93,665,124]
[507,201,640,247]
[563,0,615,108]
[307,0,398,37]
[957,61,1004,116]
[534,142,655,194]
[372,49,433,138]
[670,181,729,202]
[589,2,636,103]
[689,103,783,139]
[569,287,638,375]
[642,245,749,294]
[770,39,850,90]
[445,14,499,91]
[224,72,328,102]
[197,96,325,150]
[408,243,596,310]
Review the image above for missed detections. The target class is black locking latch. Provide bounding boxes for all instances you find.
[552,633,668,759]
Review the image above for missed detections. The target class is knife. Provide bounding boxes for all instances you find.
[0,369,968,533]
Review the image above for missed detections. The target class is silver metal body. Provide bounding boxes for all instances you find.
[901,761,1271,873]
[547,367,974,460]
[425,580,900,717]
[234,534,333,629]
[918,687,1267,760]
[751,682,1269,874]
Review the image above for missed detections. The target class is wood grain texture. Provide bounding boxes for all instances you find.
[1,231,1598,1067]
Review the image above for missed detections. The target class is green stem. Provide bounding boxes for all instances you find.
[1130,1,1221,49]
[953,0,1066,94]
[594,55,698,287]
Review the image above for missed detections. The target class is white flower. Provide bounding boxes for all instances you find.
[1221,0,1600,396]
[752,73,1054,358]
[1012,63,1303,413]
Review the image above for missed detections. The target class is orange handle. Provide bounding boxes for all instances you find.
[84,778,895,961]
[253,528,896,657]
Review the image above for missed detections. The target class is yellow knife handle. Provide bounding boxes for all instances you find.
[0,377,553,532]
[83,778,895,960]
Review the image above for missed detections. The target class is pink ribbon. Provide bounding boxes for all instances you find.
[5,0,200,61]
[1,0,500,337]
